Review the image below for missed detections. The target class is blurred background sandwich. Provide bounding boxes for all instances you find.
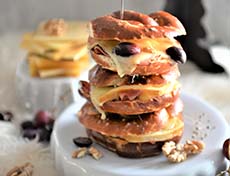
[21,19,89,78]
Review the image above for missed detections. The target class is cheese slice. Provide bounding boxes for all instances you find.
[91,38,181,77]
[22,38,87,61]
[39,68,81,78]
[40,44,87,61]
[90,86,113,119]
[28,54,89,78]
[21,21,89,61]
[90,81,180,119]
[28,56,39,76]
[119,117,184,143]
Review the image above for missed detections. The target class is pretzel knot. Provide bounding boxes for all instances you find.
[89,10,186,40]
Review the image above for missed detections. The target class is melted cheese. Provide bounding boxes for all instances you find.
[92,38,181,77]
[90,86,112,119]
[90,81,180,119]
[121,117,184,143]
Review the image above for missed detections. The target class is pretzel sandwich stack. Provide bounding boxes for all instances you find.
[78,10,187,158]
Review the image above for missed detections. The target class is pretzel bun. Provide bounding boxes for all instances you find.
[78,101,183,143]
[79,81,181,115]
[87,129,181,158]
[88,65,180,88]
[78,102,184,158]
[89,10,186,40]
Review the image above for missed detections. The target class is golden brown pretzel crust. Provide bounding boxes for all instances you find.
[112,10,158,26]
[89,10,186,40]
[78,102,183,137]
[88,65,180,87]
[87,129,182,158]
[149,11,186,36]
[88,64,179,87]
[101,91,179,115]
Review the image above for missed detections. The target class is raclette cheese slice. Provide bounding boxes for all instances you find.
[90,81,180,119]
[117,117,184,143]
[21,21,89,61]
[91,38,181,77]
[28,54,89,78]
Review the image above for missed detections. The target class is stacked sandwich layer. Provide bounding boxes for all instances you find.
[78,10,187,158]
[21,19,89,78]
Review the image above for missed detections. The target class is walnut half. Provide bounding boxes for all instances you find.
[72,147,87,158]
[162,141,187,163]
[184,140,205,154]
[89,146,103,160]
[43,19,68,36]
[6,162,33,176]
[162,140,205,163]
[168,150,187,163]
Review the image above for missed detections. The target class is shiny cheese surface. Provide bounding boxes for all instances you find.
[91,38,181,77]
[119,117,184,143]
[90,81,180,119]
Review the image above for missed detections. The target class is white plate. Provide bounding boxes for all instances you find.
[51,92,229,176]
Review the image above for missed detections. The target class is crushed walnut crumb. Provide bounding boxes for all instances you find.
[72,146,103,160]
[89,146,103,160]
[43,19,68,36]
[72,147,88,158]
[184,140,205,154]
[168,150,187,163]
[6,162,33,176]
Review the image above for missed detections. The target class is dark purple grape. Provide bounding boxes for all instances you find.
[22,129,38,140]
[223,138,230,160]
[0,113,4,121]
[166,46,187,64]
[35,110,53,127]
[73,137,93,147]
[112,42,141,57]
[21,121,37,130]
[38,128,52,142]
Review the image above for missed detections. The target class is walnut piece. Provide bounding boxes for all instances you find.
[162,141,187,163]
[43,19,67,36]
[184,140,205,154]
[89,146,103,160]
[162,141,176,156]
[162,140,205,163]
[6,162,33,176]
[72,147,87,159]
[168,150,187,163]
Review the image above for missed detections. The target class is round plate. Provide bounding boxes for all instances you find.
[51,92,229,176]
